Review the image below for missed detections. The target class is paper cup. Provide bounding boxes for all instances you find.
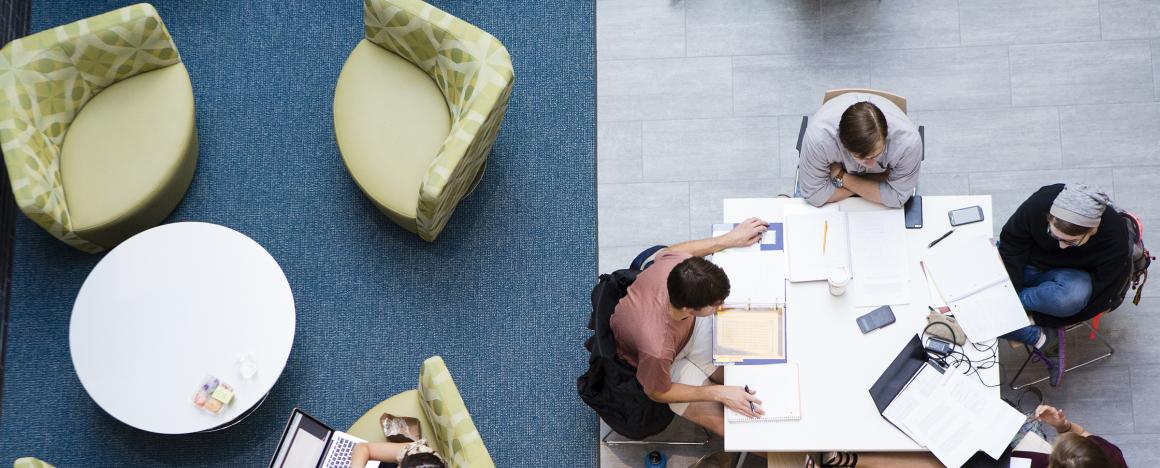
[828,265,851,296]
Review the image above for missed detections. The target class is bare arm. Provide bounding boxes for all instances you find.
[1036,405,1092,437]
[665,217,768,257]
[350,442,409,468]
[841,172,885,204]
[648,383,764,418]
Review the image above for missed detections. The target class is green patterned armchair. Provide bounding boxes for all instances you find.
[334,0,514,242]
[347,356,494,467]
[0,3,197,253]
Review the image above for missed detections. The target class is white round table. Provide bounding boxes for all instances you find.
[70,222,296,434]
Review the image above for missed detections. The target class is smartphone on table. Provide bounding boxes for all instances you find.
[857,305,896,334]
[904,195,923,229]
[948,205,984,227]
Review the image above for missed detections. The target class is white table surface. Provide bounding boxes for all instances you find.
[722,196,998,452]
[70,222,296,434]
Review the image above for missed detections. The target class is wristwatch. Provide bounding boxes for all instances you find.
[831,171,845,188]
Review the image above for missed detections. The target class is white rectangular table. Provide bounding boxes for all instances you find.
[722,195,1000,452]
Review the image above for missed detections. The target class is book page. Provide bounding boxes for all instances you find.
[724,364,801,422]
[785,212,849,282]
[923,234,1009,302]
[714,307,784,360]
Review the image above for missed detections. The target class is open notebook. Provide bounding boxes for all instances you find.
[723,363,801,422]
[922,234,1030,341]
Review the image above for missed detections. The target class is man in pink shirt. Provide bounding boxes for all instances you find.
[611,218,769,436]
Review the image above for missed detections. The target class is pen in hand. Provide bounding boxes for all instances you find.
[928,229,954,248]
[744,384,756,416]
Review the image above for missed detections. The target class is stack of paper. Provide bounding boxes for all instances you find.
[883,363,1025,468]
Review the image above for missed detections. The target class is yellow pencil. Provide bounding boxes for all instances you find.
[823,220,829,255]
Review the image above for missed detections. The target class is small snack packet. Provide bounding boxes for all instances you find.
[193,375,235,415]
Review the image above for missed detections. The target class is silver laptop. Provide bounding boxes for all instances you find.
[269,408,380,468]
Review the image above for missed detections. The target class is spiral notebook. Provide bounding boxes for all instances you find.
[723,363,801,422]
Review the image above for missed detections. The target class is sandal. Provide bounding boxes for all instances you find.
[814,451,858,467]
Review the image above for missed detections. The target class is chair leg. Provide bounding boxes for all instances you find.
[601,425,713,447]
[1008,322,1115,390]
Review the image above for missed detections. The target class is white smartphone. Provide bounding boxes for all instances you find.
[948,205,984,226]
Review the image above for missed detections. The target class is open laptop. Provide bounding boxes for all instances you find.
[269,408,380,468]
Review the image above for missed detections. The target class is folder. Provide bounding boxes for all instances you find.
[713,304,786,365]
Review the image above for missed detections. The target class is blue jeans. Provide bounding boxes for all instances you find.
[1001,266,1092,345]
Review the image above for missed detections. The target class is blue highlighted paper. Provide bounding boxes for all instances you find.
[761,223,784,251]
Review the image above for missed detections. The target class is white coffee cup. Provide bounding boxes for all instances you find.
[828,265,851,296]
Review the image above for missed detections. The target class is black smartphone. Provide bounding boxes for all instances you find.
[904,195,923,229]
[948,205,984,226]
[857,305,897,334]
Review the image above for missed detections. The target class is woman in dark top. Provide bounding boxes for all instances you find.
[1012,404,1128,468]
[998,184,1130,386]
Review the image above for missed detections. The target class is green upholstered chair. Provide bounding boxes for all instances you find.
[334,0,514,241]
[0,3,197,253]
[13,458,53,468]
[347,356,494,468]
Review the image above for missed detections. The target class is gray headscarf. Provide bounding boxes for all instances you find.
[1049,184,1111,228]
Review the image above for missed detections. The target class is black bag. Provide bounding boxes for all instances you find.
[576,245,674,440]
[1110,210,1153,311]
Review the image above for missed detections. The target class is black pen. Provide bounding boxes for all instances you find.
[928,229,954,248]
[744,384,756,415]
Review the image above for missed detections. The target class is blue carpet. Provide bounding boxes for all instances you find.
[0,1,595,465]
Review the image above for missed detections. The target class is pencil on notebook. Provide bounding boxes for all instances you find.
[823,220,829,255]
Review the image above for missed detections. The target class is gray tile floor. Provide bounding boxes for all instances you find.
[596,1,1160,466]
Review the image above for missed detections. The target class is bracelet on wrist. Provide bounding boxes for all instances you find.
[1060,421,1073,433]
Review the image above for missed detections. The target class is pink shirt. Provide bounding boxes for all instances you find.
[610,251,695,395]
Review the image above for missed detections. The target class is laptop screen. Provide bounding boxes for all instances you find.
[270,410,333,468]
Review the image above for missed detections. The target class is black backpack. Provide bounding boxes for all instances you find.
[576,245,674,440]
[1111,209,1153,310]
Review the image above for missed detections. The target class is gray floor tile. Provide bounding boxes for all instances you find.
[685,0,822,57]
[598,182,690,247]
[969,169,1115,236]
[1130,365,1160,433]
[599,244,653,274]
[690,178,796,237]
[1010,40,1155,106]
[1153,40,1160,99]
[596,0,686,61]
[778,115,809,179]
[599,121,644,184]
[1113,167,1160,219]
[1136,217,1160,298]
[1054,389,1136,436]
[732,53,871,117]
[909,107,1061,173]
[1113,433,1160,467]
[597,57,733,122]
[643,118,780,182]
[959,0,1100,46]
[916,172,971,196]
[601,417,725,468]
[1059,103,1160,168]
[1100,0,1160,40]
[821,0,960,51]
[869,46,1011,111]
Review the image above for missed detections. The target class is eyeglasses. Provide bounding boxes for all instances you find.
[1046,225,1091,247]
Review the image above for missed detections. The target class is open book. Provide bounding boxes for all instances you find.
[724,364,801,422]
[922,234,1030,341]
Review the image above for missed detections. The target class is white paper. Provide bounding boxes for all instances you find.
[897,366,1025,468]
[923,234,1009,302]
[723,364,801,422]
[846,210,911,306]
[949,282,1031,342]
[1009,458,1032,468]
[712,250,786,304]
[882,363,944,442]
[785,212,849,282]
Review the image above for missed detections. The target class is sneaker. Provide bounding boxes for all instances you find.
[1032,342,1064,387]
[1039,327,1060,358]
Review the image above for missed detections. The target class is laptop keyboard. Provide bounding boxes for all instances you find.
[324,437,355,468]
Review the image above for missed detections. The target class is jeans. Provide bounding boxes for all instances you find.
[1001,266,1092,345]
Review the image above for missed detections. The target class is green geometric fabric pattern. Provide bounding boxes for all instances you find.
[363,0,514,241]
[417,356,495,468]
[0,3,181,252]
